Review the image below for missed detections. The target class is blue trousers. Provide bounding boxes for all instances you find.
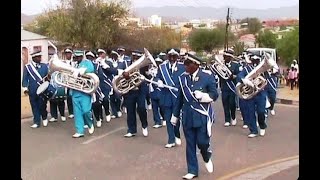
[247,92,267,134]
[162,106,181,144]
[151,98,162,125]
[183,124,212,176]
[239,98,249,126]
[124,90,148,133]
[266,89,276,110]
[72,95,93,134]
[110,94,121,117]
[221,91,236,122]
[29,94,47,125]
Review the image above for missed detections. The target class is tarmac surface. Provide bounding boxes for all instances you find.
[22,96,299,180]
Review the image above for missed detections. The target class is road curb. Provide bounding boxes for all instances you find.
[276,98,299,106]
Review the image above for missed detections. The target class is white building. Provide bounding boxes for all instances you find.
[148,15,162,27]
[21,29,56,91]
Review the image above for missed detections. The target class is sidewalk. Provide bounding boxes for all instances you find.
[276,85,299,105]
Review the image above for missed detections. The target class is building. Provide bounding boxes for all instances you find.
[239,34,256,48]
[148,15,162,27]
[21,29,56,91]
[21,29,57,64]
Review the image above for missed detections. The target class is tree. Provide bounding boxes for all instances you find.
[241,17,262,34]
[233,42,245,56]
[188,25,236,52]
[276,27,299,66]
[24,0,130,49]
[256,30,277,48]
[116,27,180,54]
[188,29,224,52]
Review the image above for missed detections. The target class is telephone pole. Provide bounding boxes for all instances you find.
[224,8,230,51]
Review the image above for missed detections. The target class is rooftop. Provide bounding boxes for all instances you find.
[21,29,48,41]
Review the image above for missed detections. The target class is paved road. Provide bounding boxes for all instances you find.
[22,99,299,180]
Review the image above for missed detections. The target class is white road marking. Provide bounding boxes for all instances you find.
[82,127,126,145]
[231,158,298,180]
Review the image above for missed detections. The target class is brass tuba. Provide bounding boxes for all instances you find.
[209,55,233,80]
[112,48,157,95]
[49,54,100,94]
[236,52,277,100]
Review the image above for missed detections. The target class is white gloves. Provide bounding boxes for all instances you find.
[194,90,203,99]
[72,68,87,77]
[170,115,179,126]
[117,69,124,75]
[242,78,254,87]
[157,80,164,88]
[72,69,80,78]
[100,61,110,69]
[194,90,213,103]
[272,67,278,74]
[147,68,158,77]
[140,74,146,81]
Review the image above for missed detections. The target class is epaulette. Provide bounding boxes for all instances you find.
[232,60,239,64]
[202,69,212,75]
[181,71,189,76]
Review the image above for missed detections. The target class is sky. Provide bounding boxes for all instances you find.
[22,0,299,15]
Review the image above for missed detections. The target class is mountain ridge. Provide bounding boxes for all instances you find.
[21,5,299,24]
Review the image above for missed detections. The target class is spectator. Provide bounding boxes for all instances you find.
[288,66,297,90]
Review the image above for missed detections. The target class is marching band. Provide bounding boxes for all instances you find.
[22,46,280,179]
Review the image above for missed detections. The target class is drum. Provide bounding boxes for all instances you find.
[36,81,57,101]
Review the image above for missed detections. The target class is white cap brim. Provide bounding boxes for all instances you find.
[97,49,106,54]
[31,52,42,57]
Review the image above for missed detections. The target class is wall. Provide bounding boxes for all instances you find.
[21,39,49,63]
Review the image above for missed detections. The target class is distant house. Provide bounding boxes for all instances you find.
[262,19,299,29]
[239,34,256,48]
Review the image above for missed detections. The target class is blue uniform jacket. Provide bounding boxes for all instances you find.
[155,61,186,107]
[22,62,49,96]
[265,72,278,92]
[220,61,241,92]
[172,69,219,128]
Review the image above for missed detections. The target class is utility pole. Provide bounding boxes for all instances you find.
[224,8,230,51]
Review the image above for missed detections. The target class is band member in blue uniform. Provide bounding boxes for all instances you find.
[121,50,149,137]
[86,51,105,127]
[155,48,185,148]
[22,51,48,128]
[171,53,218,179]
[237,55,268,137]
[266,66,279,116]
[96,49,117,125]
[236,54,252,129]
[70,50,95,138]
[109,50,125,118]
[148,57,164,128]
[63,48,75,119]
[220,50,241,127]
[117,46,131,63]
[48,71,66,123]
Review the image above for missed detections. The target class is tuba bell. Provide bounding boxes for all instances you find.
[112,48,157,95]
[208,55,233,80]
[49,54,100,94]
[236,52,278,100]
